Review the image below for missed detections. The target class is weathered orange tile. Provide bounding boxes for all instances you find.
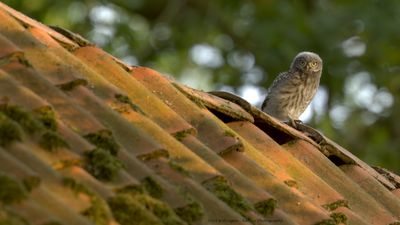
[340,164,400,217]
[0,7,26,33]
[131,66,243,155]
[27,29,218,183]
[181,135,327,224]
[0,33,21,58]
[67,86,163,152]
[66,85,219,183]
[143,157,251,225]
[0,2,78,48]
[223,151,333,224]
[284,139,398,225]
[74,46,193,135]
[0,150,92,225]
[0,69,48,109]
[228,121,345,205]
[1,61,104,134]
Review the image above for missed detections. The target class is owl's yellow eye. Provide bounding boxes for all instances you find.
[300,60,306,66]
[311,62,318,67]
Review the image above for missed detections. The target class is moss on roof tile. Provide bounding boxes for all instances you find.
[39,131,69,152]
[56,79,88,91]
[0,113,22,147]
[33,106,57,131]
[330,212,347,225]
[322,199,349,211]
[168,160,191,177]
[174,201,203,225]
[116,184,186,224]
[22,176,41,192]
[137,149,169,162]
[0,104,43,134]
[0,173,28,205]
[254,198,277,217]
[62,177,111,225]
[114,94,146,115]
[140,176,163,199]
[135,194,186,225]
[116,184,146,196]
[83,130,120,156]
[108,194,163,225]
[84,148,125,181]
[0,207,29,225]
[202,176,252,218]
[82,196,110,225]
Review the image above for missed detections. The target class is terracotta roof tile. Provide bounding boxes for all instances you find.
[0,2,399,225]
[284,140,399,224]
[340,164,400,216]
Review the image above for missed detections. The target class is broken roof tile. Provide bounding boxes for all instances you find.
[0,2,399,225]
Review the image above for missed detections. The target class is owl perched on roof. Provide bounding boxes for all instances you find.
[261,51,323,125]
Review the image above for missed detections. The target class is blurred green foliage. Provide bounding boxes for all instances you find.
[3,0,400,172]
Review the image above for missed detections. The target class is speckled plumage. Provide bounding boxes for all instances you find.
[261,51,323,122]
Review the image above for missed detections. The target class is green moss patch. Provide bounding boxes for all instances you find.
[39,131,69,152]
[114,94,146,115]
[63,177,111,225]
[254,198,277,216]
[0,105,43,134]
[33,106,57,131]
[202,176,252,217]
[140,177,163,199]
[22,176,41,192]
[322,199,349,211]
[173,130,190,141]
[116,184,146,196]
[56,79,88,91]
[82,196,110,225]
[174,201,203,224]
[108,194,163,225]
[168,160,191,177]
[135,194,186,225]
[0,174,28,205]
[84,149,125,181]
[330,212,347,225]
[137,149,169,161]
[0,207,29,225]
[62,177,92,195]
[84,130,120,156]
[0,113,22,147]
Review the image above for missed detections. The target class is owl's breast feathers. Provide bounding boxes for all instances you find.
[262,69,320,120]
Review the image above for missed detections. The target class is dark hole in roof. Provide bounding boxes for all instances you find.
[327,155,348,166]
[207,108,238,123]
[253,118,295,145]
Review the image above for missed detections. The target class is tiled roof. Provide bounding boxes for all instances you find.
[0,2,399,225]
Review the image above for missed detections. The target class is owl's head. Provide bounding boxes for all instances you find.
[291,51,322,73]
